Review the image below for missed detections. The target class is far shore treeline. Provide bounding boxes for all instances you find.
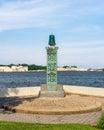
[0,64,46,71]
[0,64,104,71]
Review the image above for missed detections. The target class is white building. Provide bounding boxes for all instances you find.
[57,67,88,71]
[0,66,12,72]
[11,66,28,72]
[0,66,28,72]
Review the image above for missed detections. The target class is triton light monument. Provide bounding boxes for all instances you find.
[46,34,58,91]
[40,34,65,97]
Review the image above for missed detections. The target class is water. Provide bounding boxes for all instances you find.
[58,71,104,88]
[0,71,104,88]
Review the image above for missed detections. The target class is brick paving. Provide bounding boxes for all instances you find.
[3,95,102,114]
[0,95,104,125]
[0,109,103,125]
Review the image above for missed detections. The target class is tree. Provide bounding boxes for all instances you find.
[28,64,46,70]
[63,66,69,68]
[71,66,77,68]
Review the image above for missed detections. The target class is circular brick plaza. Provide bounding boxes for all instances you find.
[4,94,102,114]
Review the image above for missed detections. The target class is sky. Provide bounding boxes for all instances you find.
[0,0,104,69]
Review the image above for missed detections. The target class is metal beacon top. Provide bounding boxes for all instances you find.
[48,34,56,46]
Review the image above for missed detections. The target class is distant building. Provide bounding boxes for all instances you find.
[0,66,12,72]
[57,67,87,71]
[88,68,103,72]
[11,66,28,72]
[57,68,66,71]
[0,66,28,72]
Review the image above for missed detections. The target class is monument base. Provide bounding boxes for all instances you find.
[40,84,65,97]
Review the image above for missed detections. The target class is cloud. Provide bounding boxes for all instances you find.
[58,40,104,68]
[0,0,104,31]
[60,40,104,49]
[67,0,104,16]
[0,42,46,64]
[0,0,69,31]
[68,25,102,33]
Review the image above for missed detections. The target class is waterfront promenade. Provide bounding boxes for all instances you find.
[0,86,104,125]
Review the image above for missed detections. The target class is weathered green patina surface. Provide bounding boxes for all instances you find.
[46,35,58,91]
[40,35,65,97]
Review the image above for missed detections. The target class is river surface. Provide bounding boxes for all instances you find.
[0,71,104,88]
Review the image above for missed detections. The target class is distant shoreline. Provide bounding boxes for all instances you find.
[0,70,103,73]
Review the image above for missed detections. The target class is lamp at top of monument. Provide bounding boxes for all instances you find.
[48,34,56,46]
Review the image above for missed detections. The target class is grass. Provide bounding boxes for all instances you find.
[0,121,101,130]
[97,113,104,129]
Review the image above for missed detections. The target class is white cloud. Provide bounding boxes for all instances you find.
[0,0,69,31]
[59,40,104,49]
[67,0,104,16]
[58,40,104,68]
[0,0,104,31]
[68,25,102,33]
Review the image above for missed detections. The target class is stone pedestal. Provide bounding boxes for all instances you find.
[40,84,65,97]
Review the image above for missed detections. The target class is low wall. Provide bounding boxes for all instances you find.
[63,85,104,97]
[0,85,104,97]
[0,87,40,97]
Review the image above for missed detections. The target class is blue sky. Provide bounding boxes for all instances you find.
[0,0,104,68]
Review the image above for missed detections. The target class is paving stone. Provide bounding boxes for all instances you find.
[0,95,104,125]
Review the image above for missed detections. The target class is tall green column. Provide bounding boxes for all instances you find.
[46,34,58,91]
[46,46,58,91]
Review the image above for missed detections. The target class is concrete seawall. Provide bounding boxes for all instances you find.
[0,87,40,97]
[63,85,104,97]
[0,85,104,97]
